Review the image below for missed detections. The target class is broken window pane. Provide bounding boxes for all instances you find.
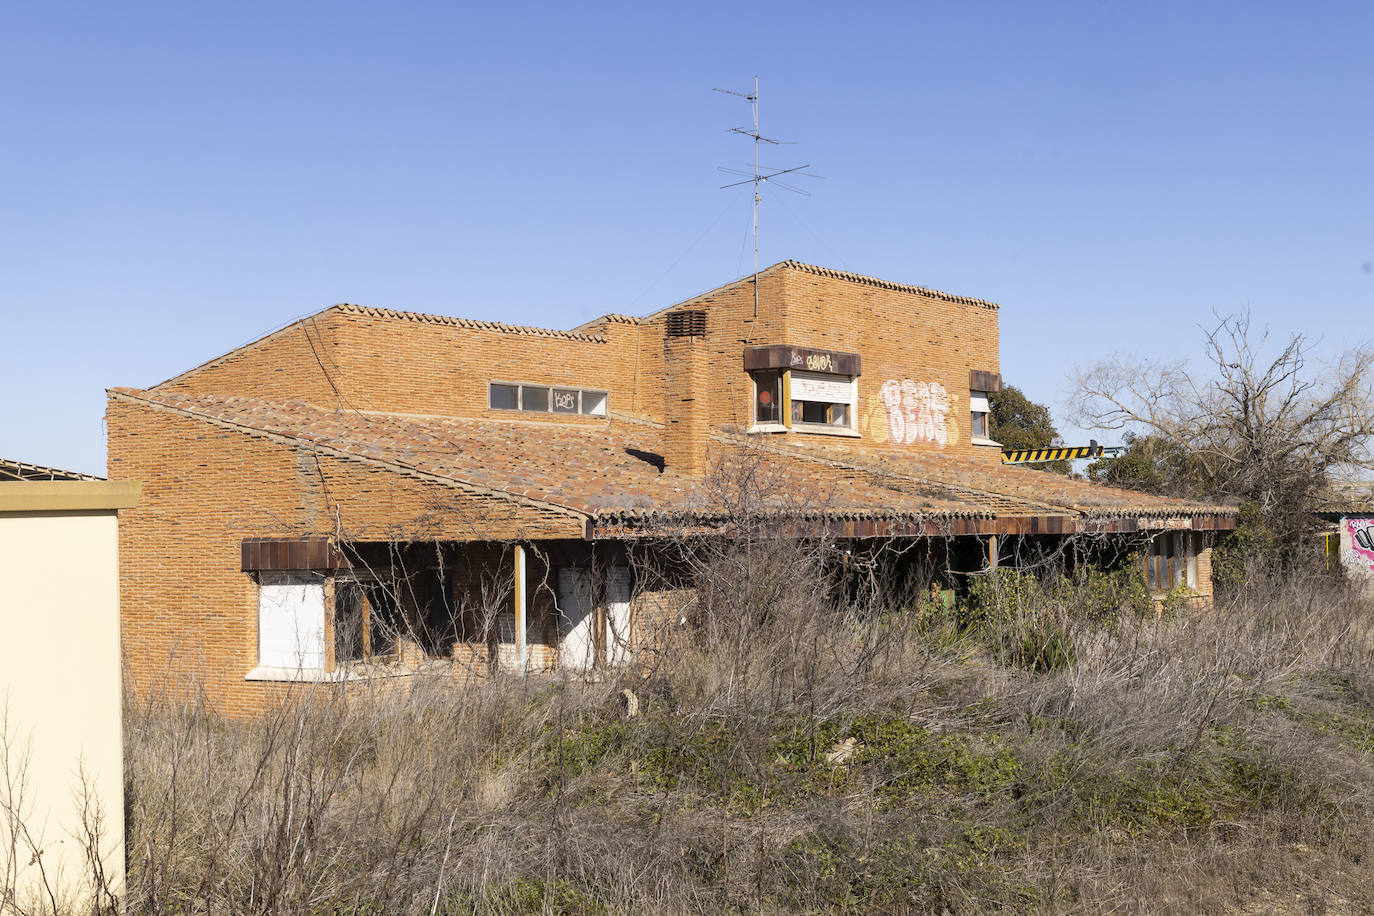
[334,580,365,663]
[581,391,608,416]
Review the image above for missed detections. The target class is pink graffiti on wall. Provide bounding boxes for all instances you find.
[880,379,949,447]
[1348,519,1374,572]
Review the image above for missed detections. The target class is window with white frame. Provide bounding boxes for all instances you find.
[1145,531,1199,592]
[788,371,857,431]
[257,571,326,671]
[970,390,992,441]
[489,382,608,416]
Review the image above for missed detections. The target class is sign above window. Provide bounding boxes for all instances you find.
[743,345,861,377]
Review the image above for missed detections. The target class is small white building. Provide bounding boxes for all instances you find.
[0,460,138,910]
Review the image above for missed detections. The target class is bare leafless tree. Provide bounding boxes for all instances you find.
[1072,311,1374,547]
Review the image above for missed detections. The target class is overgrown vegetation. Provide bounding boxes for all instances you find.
[1074,311,1374,577]
[107,534,1374,915]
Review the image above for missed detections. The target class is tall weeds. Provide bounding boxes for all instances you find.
[119,547,1374,914]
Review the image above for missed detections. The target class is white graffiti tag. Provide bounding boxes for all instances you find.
[880,379,949,446]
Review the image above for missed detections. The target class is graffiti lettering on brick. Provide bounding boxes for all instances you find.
[879,379,949,447]
[1349,519,1374,572]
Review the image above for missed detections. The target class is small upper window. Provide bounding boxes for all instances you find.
[522,386,549,412]
[489,383,519,411]
[489,382,609,416]
[581,391,608,417]
[552,388,580,414]
[970,391,991,441]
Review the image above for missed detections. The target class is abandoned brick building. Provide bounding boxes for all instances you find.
[108,261,1236,716]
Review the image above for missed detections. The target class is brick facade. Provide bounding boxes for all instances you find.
[109,261,1233,717]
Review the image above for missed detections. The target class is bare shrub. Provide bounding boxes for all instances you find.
[121,517,1374,914]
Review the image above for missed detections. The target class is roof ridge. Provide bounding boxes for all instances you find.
[335,304,608,342]
[779,261,1001,310]
[570,313,642,333]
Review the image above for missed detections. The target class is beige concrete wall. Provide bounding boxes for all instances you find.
[0,507,125,909]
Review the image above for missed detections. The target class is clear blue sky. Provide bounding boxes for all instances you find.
[4,1,1372,475]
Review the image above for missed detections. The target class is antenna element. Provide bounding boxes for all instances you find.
[713,77,814,317]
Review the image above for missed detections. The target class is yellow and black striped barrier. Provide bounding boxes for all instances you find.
[1001,444,1122,465]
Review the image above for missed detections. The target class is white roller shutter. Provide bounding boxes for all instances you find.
[258,572,326,671]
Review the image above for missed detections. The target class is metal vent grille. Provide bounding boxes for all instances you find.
[665,310,707,338]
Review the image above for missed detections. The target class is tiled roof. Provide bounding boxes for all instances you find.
[778,438,1233,518]
[333,304,608,342]
[108,389,992,523]
[0,459,103,482]
[110,390,1234,532]
[1316,490,1374,516]
[570,313,642,333]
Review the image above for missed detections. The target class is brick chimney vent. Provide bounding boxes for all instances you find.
[665,310,707,338]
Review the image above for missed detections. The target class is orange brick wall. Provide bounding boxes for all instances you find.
[158,309,652,423]
[108,394,582,718]
[113,262,1021,716]
[152,265,1002,467]
[637,265,1003,465]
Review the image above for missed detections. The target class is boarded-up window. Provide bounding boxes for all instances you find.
[258,572,326,670]
[1146,532,1199,592]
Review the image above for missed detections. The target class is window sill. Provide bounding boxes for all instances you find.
[245,666,346,683]
[244,663,421,683]
[971,436,1003,448]
[793,425,861,438]
[747,423,790,434]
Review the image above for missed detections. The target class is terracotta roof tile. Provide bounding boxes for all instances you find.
[108,389,1233,529]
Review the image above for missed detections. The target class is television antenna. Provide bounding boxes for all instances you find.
[714,77,817,317]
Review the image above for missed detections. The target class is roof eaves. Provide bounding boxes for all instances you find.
[0,459,104,482]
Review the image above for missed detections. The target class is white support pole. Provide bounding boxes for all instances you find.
[987,535,1000,572]
[514,543,528,676]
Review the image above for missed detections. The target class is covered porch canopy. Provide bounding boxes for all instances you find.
[116,388,1238,677]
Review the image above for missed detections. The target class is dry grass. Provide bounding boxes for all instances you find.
[117,549,1374,915]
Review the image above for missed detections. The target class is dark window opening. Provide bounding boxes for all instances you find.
[1145,532,1198,592]
[333,577,402,664]
[794,400,850,427]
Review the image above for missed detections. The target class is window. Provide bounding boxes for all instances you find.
[257,572,326,671]
[789,370,856,431]
[970,391,992,441]
[552,388,579,413]
[334,575,401,664]
[1145,532,1199,592]
[489,382,608,416]
[753,369,783,424]
[489,383,518,410]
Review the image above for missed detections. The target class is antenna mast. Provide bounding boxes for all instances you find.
[714,77,812,317]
